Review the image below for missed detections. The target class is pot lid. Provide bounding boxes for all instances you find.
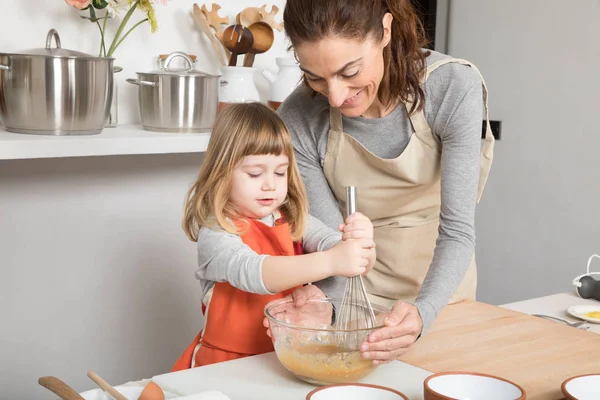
[13,29,109,59]
[141,51,217,77]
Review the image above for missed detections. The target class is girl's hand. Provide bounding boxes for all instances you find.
[339,212,374,241]
[327,238,374,277]
[263,285,329,338]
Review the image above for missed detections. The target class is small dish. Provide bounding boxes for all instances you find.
[79,385,179,400]
[424,371,526,400]
[568,305,600,324]
[562,373,600,399]
[306,383,409,400]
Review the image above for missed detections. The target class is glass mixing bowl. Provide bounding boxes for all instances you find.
[264,298,390,386]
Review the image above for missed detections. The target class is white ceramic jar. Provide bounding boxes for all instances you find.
[218,66,261,111]
[261,57,303,110]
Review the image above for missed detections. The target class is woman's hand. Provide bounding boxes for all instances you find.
[263,284,329,337]
[360,301,423,364]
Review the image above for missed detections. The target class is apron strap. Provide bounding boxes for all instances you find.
[329,107,343,132]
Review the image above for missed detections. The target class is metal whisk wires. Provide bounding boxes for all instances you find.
[333,186,377,350]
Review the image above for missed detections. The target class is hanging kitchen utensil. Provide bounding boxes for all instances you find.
[38,376,85,400]
[192,3,227,66]
[0,29,117,135]
[236,7,263,27]
[87,371,128,400]
[127,51,219,132]
[222,25,254,67]
[258,5,283,32]
[200,3,231,59]
[243,21,274,67]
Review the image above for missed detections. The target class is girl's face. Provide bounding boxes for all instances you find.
[293,15,392,118]
[230,153,290,219]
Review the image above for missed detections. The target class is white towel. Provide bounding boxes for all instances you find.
[175,391,231,400]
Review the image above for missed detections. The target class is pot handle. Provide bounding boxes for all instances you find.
[45,29,61,50]
[126,78,157,87]
[0,64,9,71]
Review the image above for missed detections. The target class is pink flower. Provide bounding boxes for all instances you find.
[65,0,91,10]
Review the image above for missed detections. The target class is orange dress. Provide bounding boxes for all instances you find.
[172,215,302,371]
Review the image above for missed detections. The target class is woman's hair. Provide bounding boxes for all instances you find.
[182,102,308,242]
[283,0,429,115]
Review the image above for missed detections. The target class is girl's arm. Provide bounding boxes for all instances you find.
[196,225,373,295]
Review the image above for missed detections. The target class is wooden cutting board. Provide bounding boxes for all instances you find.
[399,300,600,400]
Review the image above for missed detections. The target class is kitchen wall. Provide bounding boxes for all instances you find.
[0,1,286,399]
[1,0,599,399]
[445,0,600,305]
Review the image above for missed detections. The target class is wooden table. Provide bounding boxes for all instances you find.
[399,299,600,399]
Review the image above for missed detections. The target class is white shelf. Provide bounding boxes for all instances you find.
[0,124,211,160]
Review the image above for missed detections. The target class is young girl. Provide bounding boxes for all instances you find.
[172,103,376,371]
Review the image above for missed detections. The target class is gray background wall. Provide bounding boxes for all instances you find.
[443,1,600,305]
[1,0,599,398]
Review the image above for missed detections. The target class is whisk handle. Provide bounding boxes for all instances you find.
[345,186,357,217]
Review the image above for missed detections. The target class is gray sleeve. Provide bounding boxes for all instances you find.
[279,92,347,299]
[302,214,342,253]
[195,226,274,295]
[415,67,484,331]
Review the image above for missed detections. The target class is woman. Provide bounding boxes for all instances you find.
[270,0,495,364]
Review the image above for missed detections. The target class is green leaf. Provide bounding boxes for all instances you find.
[92,0,109,10]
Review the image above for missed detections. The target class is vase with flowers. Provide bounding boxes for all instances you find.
[64,0,168,126]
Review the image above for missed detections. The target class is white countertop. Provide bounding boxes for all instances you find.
[500,291,600,333]
[110,292,600,400]
[0,124,210,160]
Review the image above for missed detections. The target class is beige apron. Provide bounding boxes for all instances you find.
[323,58,495,309]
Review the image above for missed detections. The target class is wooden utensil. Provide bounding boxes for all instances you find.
[399,300,600,400]
[38,376,85,400]
[236,7,263,27]
[192,3,227,66]
[243,21,274,67]
[258,4,283,32]
[222,24,254,67]
[200,3,231,59]
[87,371,128,400]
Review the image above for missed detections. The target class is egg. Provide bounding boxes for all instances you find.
[138,381,165,400]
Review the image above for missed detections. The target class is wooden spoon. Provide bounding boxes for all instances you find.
[87,371,128,400]
[236,7,262,27]
[192,3,227,66]
[38,376,85,400]
[258,4,283,32]
[222,24,254,67]
[201,3,230,59]
[243,21,274,67]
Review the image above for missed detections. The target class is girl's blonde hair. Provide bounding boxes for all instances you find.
[182,102,308,242]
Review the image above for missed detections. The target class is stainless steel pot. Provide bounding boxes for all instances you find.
[0,29,117,135]
[127,52,219,133]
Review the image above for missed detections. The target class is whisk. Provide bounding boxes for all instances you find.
[333,186,377,351]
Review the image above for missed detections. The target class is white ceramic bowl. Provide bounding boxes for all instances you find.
[423,372,526,400]
[306,383,408,400]
[562,374,600,400]
[79,385,179,400]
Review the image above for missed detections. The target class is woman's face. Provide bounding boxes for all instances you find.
[294,14,392,118]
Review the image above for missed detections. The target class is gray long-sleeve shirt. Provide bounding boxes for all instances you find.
[277,50,485,331]
[195,213,343,305]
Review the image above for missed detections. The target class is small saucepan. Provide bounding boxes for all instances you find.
[127,51,219,132]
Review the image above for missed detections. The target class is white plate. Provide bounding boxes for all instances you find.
[79,385,179,400]
[567,305,600,324]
